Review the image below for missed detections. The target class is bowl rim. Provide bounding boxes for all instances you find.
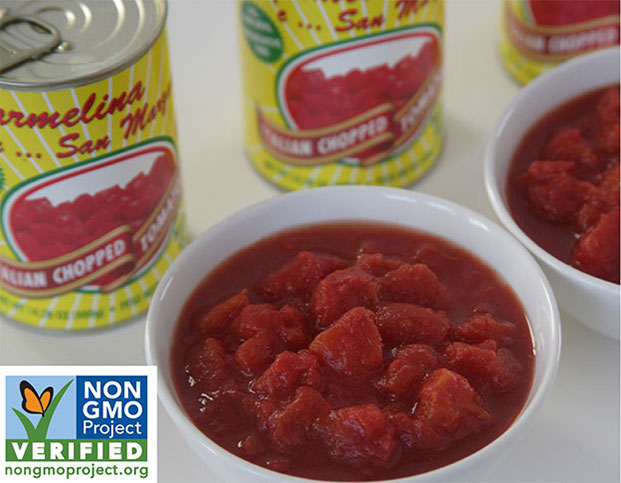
[145,185,561,482]
[484,46,620,296]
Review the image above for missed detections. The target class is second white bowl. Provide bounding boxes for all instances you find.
[484,47,620,340]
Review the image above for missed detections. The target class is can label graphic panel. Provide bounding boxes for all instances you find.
[1,139,181,297]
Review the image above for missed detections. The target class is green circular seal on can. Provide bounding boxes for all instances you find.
[241,1,283,63]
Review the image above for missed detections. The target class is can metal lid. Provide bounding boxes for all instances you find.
[0,0,166,91]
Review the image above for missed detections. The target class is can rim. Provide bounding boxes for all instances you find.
[0,0,168,92]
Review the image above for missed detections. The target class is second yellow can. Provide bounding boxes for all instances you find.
[238,0,444,190]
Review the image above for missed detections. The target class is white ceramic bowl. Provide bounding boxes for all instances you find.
[145,186,561,482]
[484,46,620,340]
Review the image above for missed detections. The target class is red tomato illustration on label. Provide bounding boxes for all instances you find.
[275,28,442,166]
[528,0,619,26]
[2,140,179,294]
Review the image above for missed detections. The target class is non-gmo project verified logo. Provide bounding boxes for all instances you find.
[1,367,156,482]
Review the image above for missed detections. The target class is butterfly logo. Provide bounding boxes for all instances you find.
[19,380,54,418]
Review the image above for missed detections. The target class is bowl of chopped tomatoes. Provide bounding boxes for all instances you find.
[145,186,560,482]
[485,46,620,340]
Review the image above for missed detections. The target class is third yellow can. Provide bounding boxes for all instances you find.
[499,0,620,84]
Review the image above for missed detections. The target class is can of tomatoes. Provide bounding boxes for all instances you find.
[500,0,620,84]
[0,0,188,329]
[238,0,444,190]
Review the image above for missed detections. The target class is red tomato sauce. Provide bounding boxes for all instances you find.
[506,85,620,284]
[171,223,535,481]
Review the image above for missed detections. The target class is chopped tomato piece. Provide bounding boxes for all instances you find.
[571,208,620,283]
[542,128,599,171]
[266,387,329,453]
[415,369,492,437]
[309,307,383,378]
[518,161,594,223]
[232,304,280,339]
[376,344,439,398]
[186,338,231,393]
[317,404,398,468]
[444,341,522,393]
[196,289,249,332]
[356,253,405,276]
[252,350,323,399]
[453,313,517,347]
[257,251,347,302]
[234,331,280,376]
[381,264,449,308]
[375,302,450,347]
[232,304,310,350]
[385,412,447,450]
[311,268,380,328]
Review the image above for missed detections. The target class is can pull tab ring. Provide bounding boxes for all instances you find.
[0,15,61,73]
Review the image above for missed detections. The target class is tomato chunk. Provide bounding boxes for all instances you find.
[376,344,440,399]
[231,304,278,339]
[267,387,329,453]
[542,128,599,171]
[444,340,523,393]
[285,46,437,134]
[597,122,620,155]
[257,251,347,302]
[232,304,310,350]
[277,305,311,351]
[375,302,450,347]
[598,164,620,205]
[385,412,447,450]
[381,264,449,309]
[310,307,383,379]
[415,369,492,437]
[186,338,231,393]
[571,208,620,283]
[196,289,249,332]
[356,253,404,277]
[453,313,517,347]
[518,161,594,223]
[252,350,324,399]
[317,404,397,468]
[234,331,280,376]
[311,268,380,328]
[252,399,278,435]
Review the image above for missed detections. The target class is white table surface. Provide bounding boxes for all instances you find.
[1,1,619,482]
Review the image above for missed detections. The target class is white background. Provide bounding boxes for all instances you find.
[1,1,619,482]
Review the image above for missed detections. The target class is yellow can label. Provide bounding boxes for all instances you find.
[0,29,189,329]
[500,0,620,84]
[239,0,444,190]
